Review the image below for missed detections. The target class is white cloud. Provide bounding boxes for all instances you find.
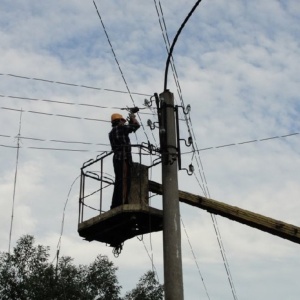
[0,1,299,299]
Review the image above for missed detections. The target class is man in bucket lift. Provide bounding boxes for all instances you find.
[109,110,140,209]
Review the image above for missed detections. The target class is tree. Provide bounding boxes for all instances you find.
[0,235,121,300]
[0,235,52,300]
[0,235,163,300]
[124,271,164,300]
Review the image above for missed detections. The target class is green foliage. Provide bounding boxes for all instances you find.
[124,271,164,300]
[0,235,121,300]
[0,235,52,300]
[0,235,163,300]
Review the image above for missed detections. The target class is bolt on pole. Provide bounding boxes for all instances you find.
[159,90,184,300]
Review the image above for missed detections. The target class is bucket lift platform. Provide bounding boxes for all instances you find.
[78,204,163,247]
[78,157,163,247]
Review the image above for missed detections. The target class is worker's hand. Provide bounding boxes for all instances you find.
[129,113,136,119]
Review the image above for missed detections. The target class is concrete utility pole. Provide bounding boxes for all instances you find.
[159,90,184,300]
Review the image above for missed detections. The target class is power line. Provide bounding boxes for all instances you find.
[190,137,240,300]
[1,131,298,155]
[0,143,160,155]
[156,0,239,297]
[0,143,100,152]
[155,2,238,298]
[164,0,203,91]
[154,0,208,198]
[92,1,137,107]
[141,239,160,283]
[0,73,152,97]
[181,217,211,299]
[28,146,91,152]
[53,175,81,266]
[1,106,110,122]
[155,2,214,297]
[192,144,239,300]
[0,133,110,146]
[8,110,23,254]
[154,0,185,118]
[0,94,155,119]
[93,0,156,147]
[1,93,111,108]
[154,0,208,203]
[182,132,299,153]
[0,144,17,148]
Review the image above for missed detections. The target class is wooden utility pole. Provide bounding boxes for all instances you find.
[149,180,300,244]
[159,90,184,300]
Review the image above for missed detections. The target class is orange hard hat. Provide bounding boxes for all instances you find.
[111,113,125,122]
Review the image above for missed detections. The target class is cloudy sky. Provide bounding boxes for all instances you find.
[0,0,299,299]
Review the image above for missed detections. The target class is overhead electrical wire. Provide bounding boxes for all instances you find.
[0,73,152,97]
[1,106,110,122]
[154,0,209,201]
[93,0,158,148]
[0,144,17,149]
[1,129,298,154]
[92,2,161,264]
[141,239,160,283]
[156,1,239,299]
[154,0,209,200]
[52,175,80,266]
[153,0,186,122]
[8,111,22,254]
[92,1,135,105]
[153,0,210,209]
[182,132,299,153]
[186,107,239,299]
[181,217,211,300]
[0,93,154,116]
[0,133,110,146]
[1,93,117,108]
[163,0,203,91]
[154,1,213,298]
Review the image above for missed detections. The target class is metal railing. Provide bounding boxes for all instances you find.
[78,144,161,224]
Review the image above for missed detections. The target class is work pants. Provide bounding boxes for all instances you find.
[111,158,131,209]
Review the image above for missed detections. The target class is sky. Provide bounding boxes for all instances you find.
[0,0,299,299]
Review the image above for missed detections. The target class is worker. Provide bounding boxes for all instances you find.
[109,112,140,209]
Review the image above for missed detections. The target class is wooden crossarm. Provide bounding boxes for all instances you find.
[149,180,300,244]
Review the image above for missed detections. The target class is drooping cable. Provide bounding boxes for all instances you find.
[52,175,80,265]
[154,0,210,200]
[155,0,207,195]
[154,0,206,195]
[154,0,185,115]
[164,0,203,91]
